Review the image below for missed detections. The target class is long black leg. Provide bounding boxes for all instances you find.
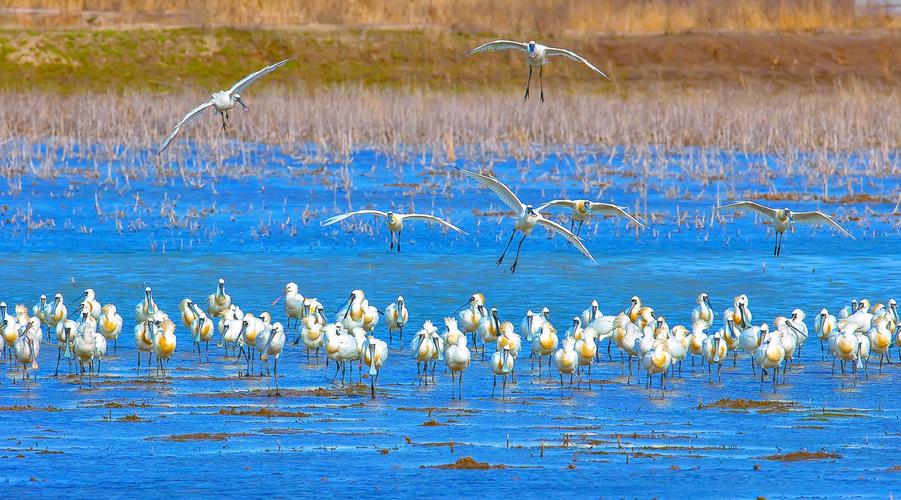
[577,220,584,236]
[523,67,532,102]
[220,111,228,130]
[389,231,394,251]
[510,234,528,273]
[497,229,517,266]
[539,65,544,104]
[397,231,401,253]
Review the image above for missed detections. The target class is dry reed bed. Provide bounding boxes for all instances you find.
[0,84,897,244]
[3,0,896,33]
[0,84,897,167]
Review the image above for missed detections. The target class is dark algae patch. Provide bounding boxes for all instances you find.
[118,412,147,422]
[760,450,841,462]
[422,456,506,470]
[698,399,798,413]
[218,407,311,418]
[150,432,252,442]
[0,405,63,413]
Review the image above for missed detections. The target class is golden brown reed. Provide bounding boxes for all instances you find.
[0,83,896,163]
[2,0,897,33]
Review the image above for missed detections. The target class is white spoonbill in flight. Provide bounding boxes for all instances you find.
[321,210,467,253]
[715,201,854,256]
[465,40,610,103]
[456,167,597,272]
[158,59,291,154]
[537,199,646,236]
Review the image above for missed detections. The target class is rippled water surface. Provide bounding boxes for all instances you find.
[1,146,900,498]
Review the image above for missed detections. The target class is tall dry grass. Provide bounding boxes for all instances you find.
[0,84,898,240]
[3,0,896,32]
[0,83,897,168]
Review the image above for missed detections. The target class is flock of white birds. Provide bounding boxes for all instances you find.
[154,41,855,267]
[3,278,897,398]
[4,39,869,398]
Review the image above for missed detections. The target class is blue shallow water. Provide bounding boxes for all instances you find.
[1,144,900,498]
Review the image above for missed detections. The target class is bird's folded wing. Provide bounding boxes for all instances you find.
[792,211,855,239]
[402,214,469,235]
[157,100,215,154]
[456,167,525,212]
[535,199,577,212]
[536,216,598,264]
[545,47,610,80]
[590,203,647,227]
[715,200,778,219]
[320,209,387,226]
[228,59,291,96]
[465,40,528,56]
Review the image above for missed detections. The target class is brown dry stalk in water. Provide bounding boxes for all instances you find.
[0,83,897,164]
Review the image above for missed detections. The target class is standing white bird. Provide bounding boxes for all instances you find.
[411,321,441,385]
[53,319,77,376]
[45,294,67,337]
[219,307,243,356]
[207,279,232,318]
[580,299,602,325]
[158,59,291,153]
[642,338,672,395]
[258,322,286,395]
[441,317,465,352]
[554,336,578,386]
[832,326,862,384]
[363,334,389,399]
[491,345,515,397]
[477,306,500,358]
[78,288,102,321]
[135,287,160,324]
[715,201,854,256]
[457,293,485,348]
[691,293,715,330]
[687,320,708,367]
[385,296,409,342]
[839,300,858,320]
[191,313,215,362]
[152,318,177,377]
[701,332,728,382]
[1,302,19,357]
[456,167,597,272]
[337,290,379,333]
[298,300,326,363]
[273,282,305,335]
[574,324,598,387]
[465,40,610,103]
[754,328,785,391]
[134,320,155,372]
[532,314,560,378]
[321,210,467,253]
[72,311,96,378]
[33,295,48,333]
[14,318,40,381]
[179,299,200,330]
[98,304,123,352]
[867,316,893,372]
[537,199,645,236]
[814,308,837,360]
[840,299,874,334]
[444,333,471,399]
